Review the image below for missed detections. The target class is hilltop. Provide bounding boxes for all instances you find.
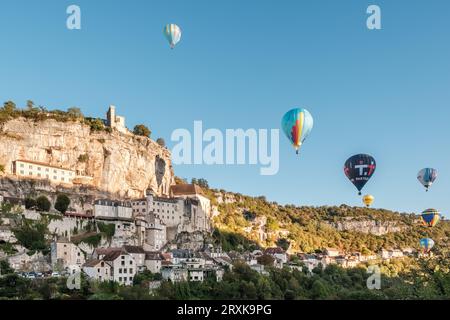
[0,102,174,201]
[202,187,450,255]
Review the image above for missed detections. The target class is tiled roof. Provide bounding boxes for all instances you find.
[170,184,204,196]
[102,250,127,261]
[123,246,145,254]
[83,259,103,268]
[264,247,285,254]
[145,252,162,260]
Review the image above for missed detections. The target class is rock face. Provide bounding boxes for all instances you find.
[0,118,174,199]
[328,219,403,236]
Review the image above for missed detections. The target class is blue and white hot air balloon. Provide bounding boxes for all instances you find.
[420,238,435,253]
[163,24,182,49]
[417,168,438,192]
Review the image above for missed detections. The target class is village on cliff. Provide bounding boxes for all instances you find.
[0,106,418,288]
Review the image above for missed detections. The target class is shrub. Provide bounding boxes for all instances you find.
[0,164,4,173]
[36,196,51,212]
[55,194,71,214]
[156,138,166,147]
[25,197,37,210]
[78,154,89,162]
[133,124,151,138]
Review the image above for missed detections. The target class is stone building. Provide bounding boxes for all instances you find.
[51,239,85,271]
[106,105,127,134]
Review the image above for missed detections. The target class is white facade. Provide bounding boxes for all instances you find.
[94,200,133,220]
[12,160,75,185]
[105,252,136,286]
[83,260,111,282]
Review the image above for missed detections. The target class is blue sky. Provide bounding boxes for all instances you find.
[0,0,449,217]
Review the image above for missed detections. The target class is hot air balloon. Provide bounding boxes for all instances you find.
[420,238,435,253]
[281,108,314,155]
[163,24,182,49]
[362,195,374,207]
[421,209,441,227]
[344,154,376,195]
[417,168,438,192]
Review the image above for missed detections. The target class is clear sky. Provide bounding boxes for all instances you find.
[0,0,449,217]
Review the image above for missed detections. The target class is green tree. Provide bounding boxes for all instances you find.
[3,101,16,114]
[25,197,37,210]
[133,124,151,137]
[0,260,14,275]
[55,194,71,214]
[67,107,83,118]
[36,195,51,212]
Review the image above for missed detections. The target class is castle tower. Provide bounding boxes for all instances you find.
[106,105,116,128]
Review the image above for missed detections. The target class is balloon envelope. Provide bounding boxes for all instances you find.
[344,154,376,195]
[421,209,441,227]
[281,108,314,154]
[420,238,435,252]
[363,195,374,207]
[163,24,182,48]
[417,168,437,191]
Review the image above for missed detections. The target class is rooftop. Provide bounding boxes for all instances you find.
[170,184,205,196]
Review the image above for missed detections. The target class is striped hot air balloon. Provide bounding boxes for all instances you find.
[420,238,435,253]
[163,24,182,49]
[421,209,441,227]
[281,108,314,155]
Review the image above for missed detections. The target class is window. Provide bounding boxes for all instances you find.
[37,173,41,177]
[97,268,100,272]
[121,261,125,266]
[20,170,24,174]
[119,268,122,273]
[29,172,32,176]
[119,277,122,281]
[53,176,57,180]
[129,268,133,273]
[129,277,133,281]
[61,177,65,181]
[124,269,127,274]
[46,168,49,172]
[130,261,132,265]
[20,163,24,168]
[29,165,32,169]
[37,167,41,171]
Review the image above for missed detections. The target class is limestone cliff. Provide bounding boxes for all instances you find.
[0,117,174,199]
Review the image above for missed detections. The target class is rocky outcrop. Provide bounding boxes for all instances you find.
[0,118,174,199]
[328,219,403,236]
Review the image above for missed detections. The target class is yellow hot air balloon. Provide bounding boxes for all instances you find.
[362,195,374,207]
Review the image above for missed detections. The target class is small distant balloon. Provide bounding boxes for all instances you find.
[344,154,376,195]
[362,194,374,207]
[281,108,314,155]
[421,209,441,227]
[417,168,437,192]
[420,238,435,253]
[163,24,182,49]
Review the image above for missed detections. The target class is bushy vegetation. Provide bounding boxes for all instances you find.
[133,124,151,138]
[54,194,70,214]
[209,189,450,254]
[0,257,448,300]
[12,219,49,255]
[35,195,51,212]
